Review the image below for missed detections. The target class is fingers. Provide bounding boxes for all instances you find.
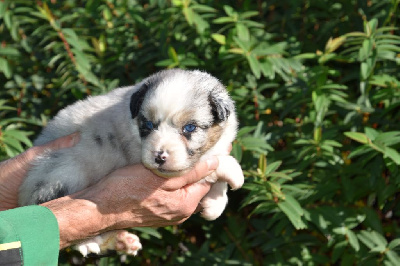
[24,132,80,162]
[177,181,212,220]
[41,132,80,151]
[184,181,211,201]
[161,157,219,190]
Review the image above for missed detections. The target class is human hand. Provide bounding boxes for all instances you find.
[0,133,80,211]
[86,158,219,228]
[42,158,218,248]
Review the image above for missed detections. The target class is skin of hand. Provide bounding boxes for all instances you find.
[42,160,216,249]
[0,133,80,211]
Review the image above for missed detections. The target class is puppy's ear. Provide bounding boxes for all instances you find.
[209,91,233,123]
[130,83,150,119]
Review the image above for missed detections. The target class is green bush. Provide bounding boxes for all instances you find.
[1,0,400,265]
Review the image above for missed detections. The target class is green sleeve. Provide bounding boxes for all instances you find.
[0,205,59,265]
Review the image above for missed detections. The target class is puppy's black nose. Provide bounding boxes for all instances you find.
[155,151,167,165]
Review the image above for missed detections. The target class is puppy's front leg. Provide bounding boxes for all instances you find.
[205,155,244,190]
[200,181,228,220]
[200,155,244,220]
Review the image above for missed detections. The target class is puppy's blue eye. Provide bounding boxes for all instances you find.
[183,124,196,133]
[144,121,154,130]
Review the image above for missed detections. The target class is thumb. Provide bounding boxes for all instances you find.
[161,157,219,191]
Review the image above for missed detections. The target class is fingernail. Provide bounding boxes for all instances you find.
[206,157,218,170]
[69,132,80,146]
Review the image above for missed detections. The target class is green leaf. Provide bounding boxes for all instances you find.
[364,127,379,141]
[134,227,162,239]
[168,46,179,63]
[370,74,400,87]
[213,16,234,24]
[375,131,400,146]
[183,6,194,26]
[359,39,373,61]
[365,18,378,36]
[3,129,32,147]
[211,33,226,45]
[347,229,360,251]
[191,4,216,13]
[388,238,400,250]
[253,42,287,56]
[73,48,91,71]
[0,57,12,79]
[62,28,90,51]
[223,5,235,16]
[233,36,250,51]
[0,47,20,56]
[386,250,400,265]
[358,230,387,251]
[344,132,370,144]
[361,61,371,80]
[383,146,400,165]
[277,194,307,230]
[332,226,347,235]
[231,141,242,162]
[75,63,101,87]
[0,1,8,19]
[332,241,347,263]
[322,140,343,148]
[259,59,274,79]
[265,161,282,175]
[236,126,256,138]
[240,11,259,19]
[2,136,24,153]
[247,54,261,79]
[240,136,272,152]
[236,23,250,41]
[268,172,293,181]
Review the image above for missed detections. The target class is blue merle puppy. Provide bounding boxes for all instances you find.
[18,69,244,256]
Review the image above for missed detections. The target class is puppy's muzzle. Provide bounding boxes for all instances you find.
[154,150,168,165]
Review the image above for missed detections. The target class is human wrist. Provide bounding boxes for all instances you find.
[41,194,110,249]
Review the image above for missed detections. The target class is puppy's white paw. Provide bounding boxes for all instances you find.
[114,231,142,256]
[75,230,142,257]
[201,202,227,221]
[215,155,244,190]
[201,181,228,221]
[76,236,103,257]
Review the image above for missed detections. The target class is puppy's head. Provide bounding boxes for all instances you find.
[130,69,236,177]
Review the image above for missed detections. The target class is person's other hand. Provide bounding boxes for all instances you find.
[0,133,80,211]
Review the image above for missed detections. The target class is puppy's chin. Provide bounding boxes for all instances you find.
[149,167,190,178]
[142,162,191,178]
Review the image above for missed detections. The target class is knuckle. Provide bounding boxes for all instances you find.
[23,146,41,161]
[161,181,176,191]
